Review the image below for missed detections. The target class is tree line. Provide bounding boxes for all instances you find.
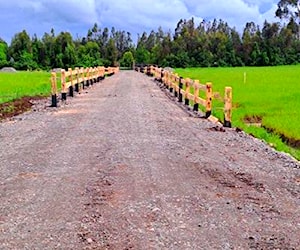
[0,1,300,69]
[0,24,134,70]
[135,17,300,68]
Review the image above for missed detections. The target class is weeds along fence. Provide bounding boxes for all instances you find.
[51,66,119,107]
[137,65,232,128]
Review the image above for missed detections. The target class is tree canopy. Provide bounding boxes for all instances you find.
[276,0,300,38]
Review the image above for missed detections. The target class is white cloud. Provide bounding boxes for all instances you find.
[181,0,278,31]
[95,0,194,33]
[0,0,280,43]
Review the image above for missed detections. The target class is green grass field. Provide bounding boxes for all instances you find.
[176,65,300,160]
[0,71,52,104]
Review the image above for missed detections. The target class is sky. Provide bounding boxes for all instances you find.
[0,0,280,44]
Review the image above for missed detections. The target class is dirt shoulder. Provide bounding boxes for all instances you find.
[0,96,46,121]
[0,71,299,249]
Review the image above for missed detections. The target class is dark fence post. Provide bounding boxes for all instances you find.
[178,77,183,103]
[51,94,57,107]
[86,68,90,87]
[75,68,79,92]
[193,103,199,111]
[169,73,173,93]
[90,68,94,86]
[147,66,151,76]
[160,69,164,83]
[185,79,190,106]
[193,81,200,112]
[51,72,58,107]
[62,92,67,101]
[61,69,67,101]
[69,86,74,97]
[68,68,74,97]
[174,75,178,97]
[165,71,169,89]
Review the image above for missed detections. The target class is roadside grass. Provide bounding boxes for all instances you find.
[0,71,53,104]
[175,65,300,160]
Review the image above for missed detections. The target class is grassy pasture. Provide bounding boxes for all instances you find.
[176,65,300,160]
[0,71,52,104]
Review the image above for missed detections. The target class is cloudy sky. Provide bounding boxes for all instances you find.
[0,0,280,44]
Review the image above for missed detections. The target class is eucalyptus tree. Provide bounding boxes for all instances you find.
[276,0,300,38]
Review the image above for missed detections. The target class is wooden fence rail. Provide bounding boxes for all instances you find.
[50,66,119,107]
[142,65,232,127]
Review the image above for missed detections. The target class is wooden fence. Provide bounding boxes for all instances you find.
[51,66,119,107]
[139,65,232,127]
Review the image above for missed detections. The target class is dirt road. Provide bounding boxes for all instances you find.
[0,71,299,249]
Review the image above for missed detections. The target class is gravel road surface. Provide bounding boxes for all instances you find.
[0,71,299,249]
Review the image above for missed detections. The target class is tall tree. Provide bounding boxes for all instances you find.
[55,32,77,68]
[41,30,56,69]
[112,30,133,60]
[276,0,300,38]
[31,34,45,69]
[105,38,118,66]
[8,30,32,63]
[8,30,38,69]
[261,21,282,65]
[242,22,262,65]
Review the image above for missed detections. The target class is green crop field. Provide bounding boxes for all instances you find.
[176,65,300,160]
[0,71,52,104]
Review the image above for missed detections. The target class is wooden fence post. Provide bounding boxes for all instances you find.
[92,67,95,83]
[86,68,90,87]
[95,67,98,82]
[89,67,92,84]
[150,65,154,76]
[224,87,232,128]
[90,68,94,86]
[69,68,74,97]
[160,69,164,83]
[80,68,85,90]
[92,67,95,82]
[147,65,151,76]
[75,67,79,92]
[51,72,57,107]
[178,77,183,103]
[61,69,67,101]
[93,67,97,83]
[163,70,167,86]
[99,67,102,81]
[174,75,179,97]
[94,67,97,83]
[193,80,200,111]
[205,82,212,118]
[97,67,101,82]
[102,67,105,80]
[185,78,190,106]
[165,71,169,89]
[169,73,174,93]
